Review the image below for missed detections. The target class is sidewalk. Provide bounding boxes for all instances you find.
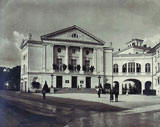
[40,93,160,109]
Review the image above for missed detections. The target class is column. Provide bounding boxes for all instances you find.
[65,46,69,73]
[92,48,97,74]
[46,45,53,72]
[52,45,55,72]
[80,47,83,73]
[119,82,122,94]
[42,45,46,72]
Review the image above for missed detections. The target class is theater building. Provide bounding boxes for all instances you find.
[20,25,113,92]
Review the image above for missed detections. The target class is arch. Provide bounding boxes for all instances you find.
[123,79,142,94]
[113,81,119,94]
[145,63,150,73]
[113,64,118,73]
[122,63,127,73]
[145,81,151,90]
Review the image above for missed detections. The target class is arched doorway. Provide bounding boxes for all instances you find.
[145,81,151,90]
[113,81,119,94]
[123,79,142,94]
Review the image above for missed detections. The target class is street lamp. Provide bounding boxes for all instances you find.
[51,74,54,88]
[98,75,101,87]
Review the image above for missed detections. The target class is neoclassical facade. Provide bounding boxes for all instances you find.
[20,26,160,95]
[20,25,113,92]
[113,39,160,95]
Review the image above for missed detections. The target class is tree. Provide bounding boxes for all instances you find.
[32,81,41,89]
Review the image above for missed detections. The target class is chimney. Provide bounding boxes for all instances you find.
[28,33,32,40]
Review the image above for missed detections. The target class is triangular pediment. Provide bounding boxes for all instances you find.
[41,25,104,45]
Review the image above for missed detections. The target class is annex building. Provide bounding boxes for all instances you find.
[113,39,160,95]
[20,25,113,92]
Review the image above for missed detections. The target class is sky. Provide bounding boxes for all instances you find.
[1,0,160,67]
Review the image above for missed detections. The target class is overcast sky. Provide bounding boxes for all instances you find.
[1,0,160,67]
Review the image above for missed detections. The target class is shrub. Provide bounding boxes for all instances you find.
[53,64,59,70]
[77,65,81,72]
[143,89,156,95]
[90,66,95,72]
[32,81,41,89]
[68,64,73,71]
[63,64,67,71]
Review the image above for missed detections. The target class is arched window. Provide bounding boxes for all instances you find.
[145,63,150,73]
[113,64,118,73]
[122,63,127,73]
[136,63,141,73]
[128,62,135,73]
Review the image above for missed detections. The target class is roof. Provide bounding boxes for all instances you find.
[20,40,42,49]
[40,25,105,45]
[147,42,160,53]
[113,45,151,55]
[126,38,144,44]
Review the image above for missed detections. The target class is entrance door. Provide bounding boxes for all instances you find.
[72,76,77,88]
[56,76,62,88]
[86,77,91,88]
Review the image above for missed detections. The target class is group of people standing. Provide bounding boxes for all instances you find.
[109,88,119,102]
[97,84,119,102]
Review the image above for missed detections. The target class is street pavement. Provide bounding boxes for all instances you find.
[0,90,160,127]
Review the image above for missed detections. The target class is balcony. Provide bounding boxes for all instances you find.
[53,64,67,72]
[53,64,95,74]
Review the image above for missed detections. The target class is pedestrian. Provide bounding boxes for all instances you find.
[110,88,114,102]
[42,81,48,100]
[115,89,119,102]
[98,88,101,98]
[42,88,46,100]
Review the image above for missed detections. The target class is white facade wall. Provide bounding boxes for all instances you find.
[21,42,112,92]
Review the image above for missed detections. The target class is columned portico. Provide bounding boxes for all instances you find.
[20,25,112,92]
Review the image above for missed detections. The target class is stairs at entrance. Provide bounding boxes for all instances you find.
[55,88,97,94]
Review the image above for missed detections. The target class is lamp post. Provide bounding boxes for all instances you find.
[51,74,54,88]
[50,74,54,93]
[98,75,101,87]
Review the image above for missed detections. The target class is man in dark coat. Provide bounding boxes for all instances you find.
[97,83,102,98]
[42,81,48,100]
[110,88,114,102]
[114,89,119,102]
